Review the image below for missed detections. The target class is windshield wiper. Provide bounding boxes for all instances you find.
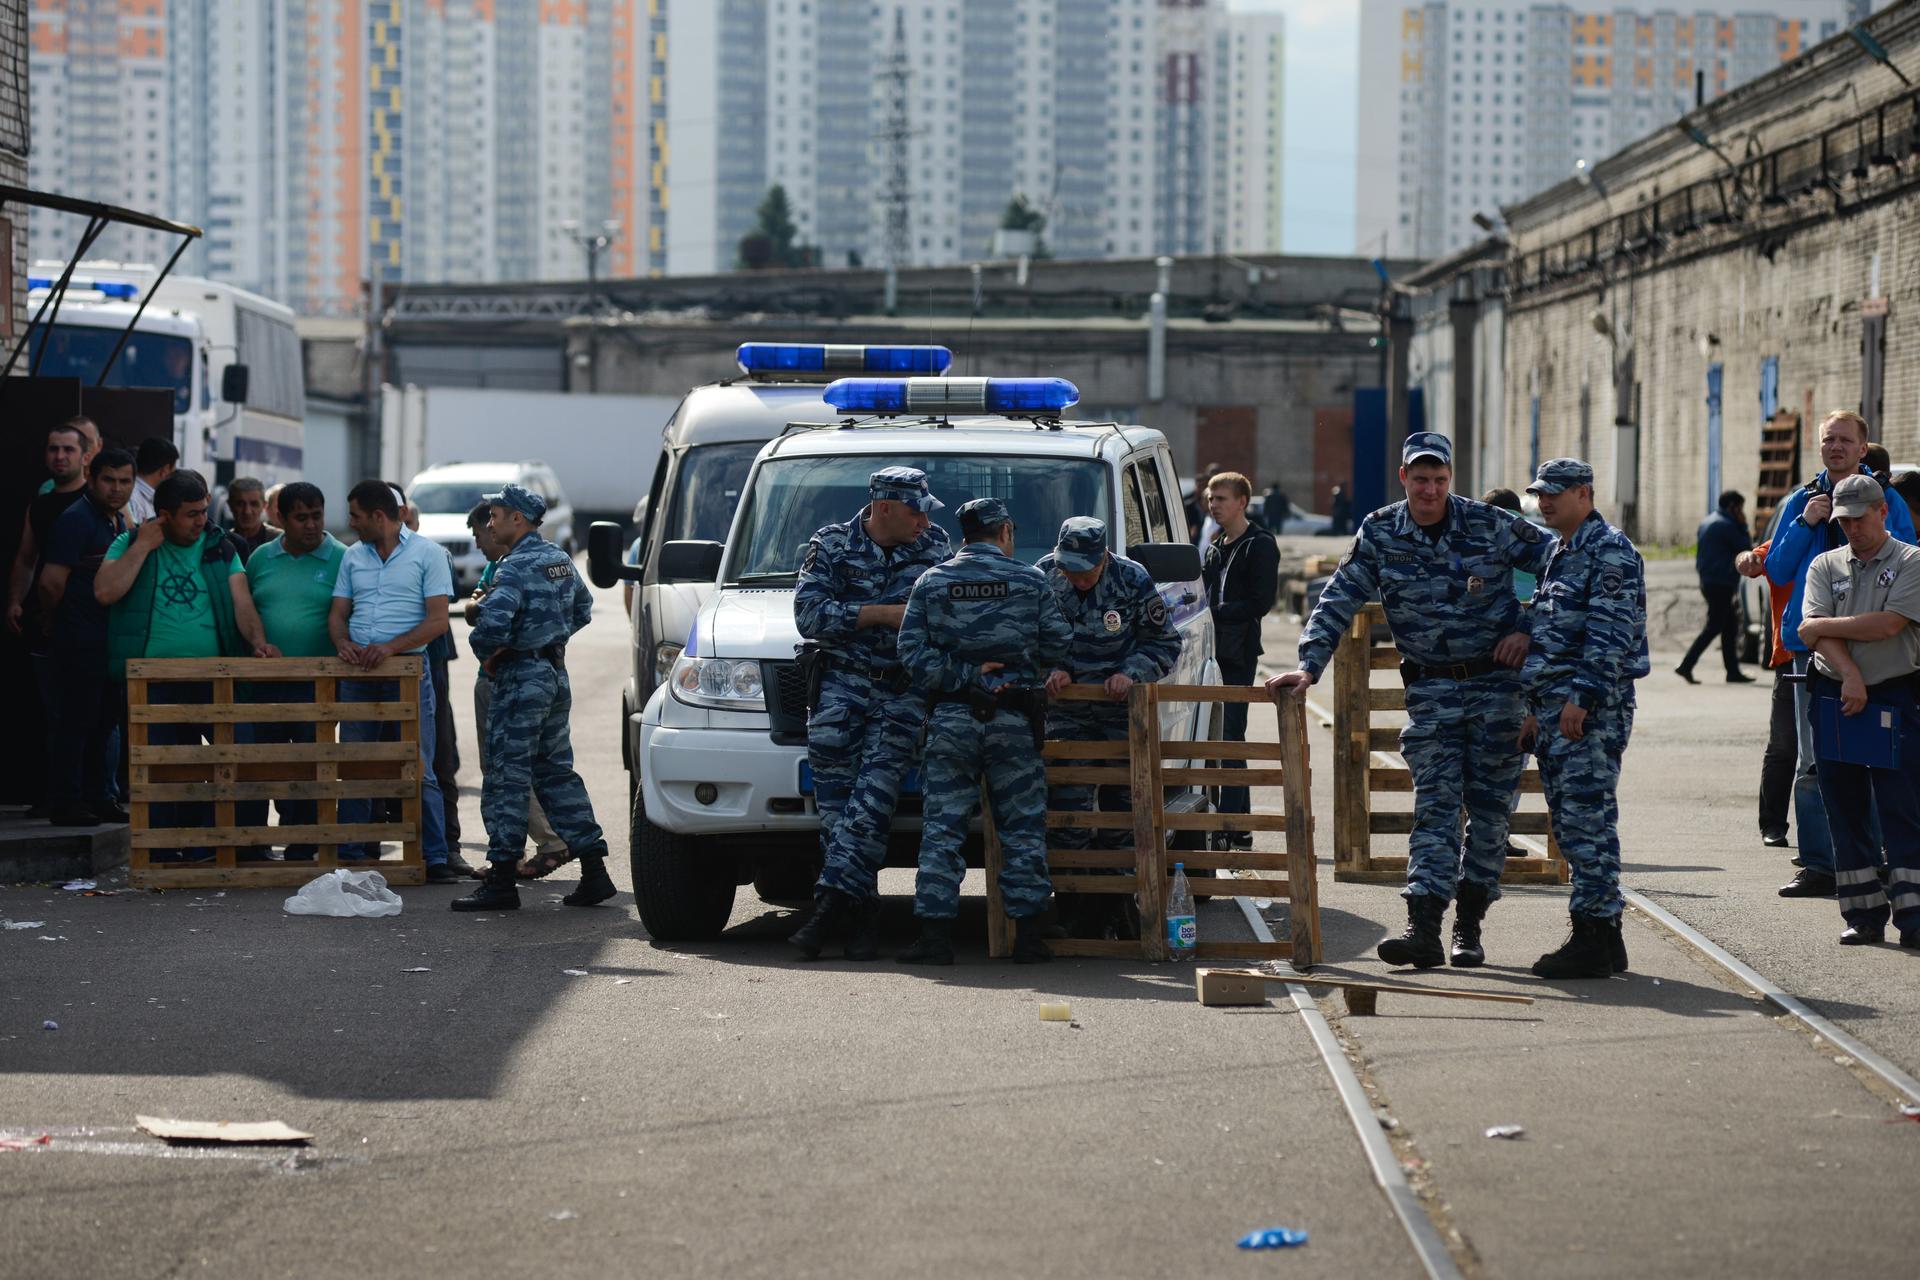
[732,572,799,585]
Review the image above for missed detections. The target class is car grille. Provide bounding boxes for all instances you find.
[762,659,808,745]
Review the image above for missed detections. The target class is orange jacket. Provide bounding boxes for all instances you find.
[1749,539,1794,669]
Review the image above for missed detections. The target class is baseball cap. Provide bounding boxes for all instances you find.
[1526,458,1595,496]
[869,465,943,513]
[957,497,1012,539]
[482,482,547,524]
[1832,472,1886,518]
[1053,516,1108,572]
[1402,432,1453,466]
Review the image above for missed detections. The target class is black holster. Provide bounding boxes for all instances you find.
[795,642,826,712]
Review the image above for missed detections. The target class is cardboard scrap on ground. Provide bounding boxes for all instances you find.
[136,1116,312,1146]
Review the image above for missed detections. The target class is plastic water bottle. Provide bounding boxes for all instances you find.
[1167,862,1197,961]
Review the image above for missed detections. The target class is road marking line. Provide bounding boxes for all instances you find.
[1233,898,1463,1280]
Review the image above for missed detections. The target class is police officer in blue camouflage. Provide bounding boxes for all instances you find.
[1520,458,1649,979]
[1038,516,1181,938]
[452,483,614,914]
[788,466,952,960]
[897,498,1072,965]
[1268,433,1557,968]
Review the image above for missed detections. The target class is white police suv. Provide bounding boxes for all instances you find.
[590,369,1219,941]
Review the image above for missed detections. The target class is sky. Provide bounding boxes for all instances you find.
[1229,0,1360,256]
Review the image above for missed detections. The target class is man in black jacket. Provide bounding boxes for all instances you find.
[1202,471,1280,844]
[1676,489,1754,684]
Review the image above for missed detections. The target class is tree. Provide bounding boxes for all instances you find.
[737,184,817,270]
[998,193,1049,258]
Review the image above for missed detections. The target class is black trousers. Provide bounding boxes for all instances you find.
[1758,665,1797,837]
[1217,654,1257,818]
[1680,583,1741,676]
[47,647,117,812]
[431,653,461,846]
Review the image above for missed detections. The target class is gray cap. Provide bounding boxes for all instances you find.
[482,482,547,523]
[1402,431,1452,466]
[869,465,943,513]
[1526,458,1595,496]
[957,497,1012,539]
[1053,516,1108,572]
[1832,472,1886,518]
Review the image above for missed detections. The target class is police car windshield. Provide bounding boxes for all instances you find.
[728,453,1109,580]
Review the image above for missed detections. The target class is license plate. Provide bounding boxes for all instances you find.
[798,762,922,796]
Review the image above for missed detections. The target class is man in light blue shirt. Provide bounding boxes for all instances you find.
[328,480,459,881]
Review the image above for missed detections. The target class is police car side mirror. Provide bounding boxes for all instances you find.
[658,539,725,584]
[587,521,642,588]
[1129,541,1202,583]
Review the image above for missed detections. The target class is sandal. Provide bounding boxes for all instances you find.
[517,848,575,880]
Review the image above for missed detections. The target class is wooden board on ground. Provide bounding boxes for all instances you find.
[1195,967,1537,1013]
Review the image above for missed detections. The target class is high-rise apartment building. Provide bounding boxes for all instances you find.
[1218,11,1286,255]
[1358,0,1855,259]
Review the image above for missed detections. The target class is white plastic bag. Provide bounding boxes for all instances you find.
[282,869,404,918]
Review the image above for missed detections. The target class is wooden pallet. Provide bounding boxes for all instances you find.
[982,683,1320,969]
[1753,409,1802,537]
[126,657,425,889]
[1330,603,1569,885]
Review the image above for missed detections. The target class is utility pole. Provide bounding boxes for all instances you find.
[876,8,913,277]
[559,219,622,283]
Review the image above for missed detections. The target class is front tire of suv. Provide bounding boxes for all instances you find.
[630,789,736,941]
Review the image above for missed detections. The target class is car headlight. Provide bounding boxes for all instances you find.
[654,642,683,685]
[668,654,766,711]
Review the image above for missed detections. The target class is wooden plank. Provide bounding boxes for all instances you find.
[1044,766,1131,785]
[1506,811,1553,835]
[1155,740,1288,760]
[1044,810,1137,830]
[1045,849,1138,868]
[1154,850,1288,873]
[1051,874,1139,894]
[1152,684,1277,704]
[1367,728,1402,751]
[212,678,236,867]
[315,676,340,859]
[1370,767,1543,794]
[1130,683,1168,962]
[131,741,417,765]
[145,759,417,783]
[128,656,423,680]
[1205,968,1535,1005]
[129,701,414,724]
[1161,766,1285,787]
[1276,692,1321,967]
[1335,855,1568,886]
[1368,687,1407,711]
[1162,812,1291,833]
[1187,877,1289,898]
[398,675,422,871]
[131,823,415,848]
[136,779,418,802]
[1368,646,1402,669]
[1041,740,1130,760]
[127,676,150,862]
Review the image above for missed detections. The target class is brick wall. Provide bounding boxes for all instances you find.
[1500,4,1920,545]
[0,0,24,341]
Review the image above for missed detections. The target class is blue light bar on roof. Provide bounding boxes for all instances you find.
[735,343,952,377]
[823,376,1080,418]
[26,276,139,300]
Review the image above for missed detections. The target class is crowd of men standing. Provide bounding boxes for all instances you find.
[5,419,609,915]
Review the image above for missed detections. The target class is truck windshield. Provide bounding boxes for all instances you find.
[729,453,1110,580]
[25,323,193,414]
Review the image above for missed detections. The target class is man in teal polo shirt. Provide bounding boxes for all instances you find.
[328,479,456,880]
[238,481,345,858]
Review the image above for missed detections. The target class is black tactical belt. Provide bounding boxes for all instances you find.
[929,685,1047,717]
[1400,656,1501,683]
[500,643,567,665]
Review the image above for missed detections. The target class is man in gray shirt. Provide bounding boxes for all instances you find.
[1798,473,1920,948]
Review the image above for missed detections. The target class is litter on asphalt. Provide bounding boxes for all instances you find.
[1486,1125,1527,1140]
[1237,1227,1309,1250]
[62,880,96,891]
[4,920,46,930]
[1039,1002,1072,1021]
[136,1116,313,1145]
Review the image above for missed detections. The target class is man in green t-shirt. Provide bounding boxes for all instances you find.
[96,470,272,858]
[236,482,345,857]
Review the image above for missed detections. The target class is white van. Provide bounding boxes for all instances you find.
[590,373,1218,941]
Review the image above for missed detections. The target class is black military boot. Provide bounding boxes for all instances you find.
[1531,912,1615,979]
[789,888,854,960]
[452,860,521,912]
[1377,893,1447,969]
[896,916,956,966]
[842,895,882,962]
[1607,913,1630,973]
[563,855,617,907]
[1012,916,1052,965]
[1449,881,1491,968]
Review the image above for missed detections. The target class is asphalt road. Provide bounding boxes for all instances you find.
[5,578,1920,1279]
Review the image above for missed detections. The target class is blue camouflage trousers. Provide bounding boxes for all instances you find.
[808,672,924,900]
[481,657,606,864]
[1532,694,1634,918]
[1399,679,1527,902]
[914,706,1052,920]
[1046,710,1132,855]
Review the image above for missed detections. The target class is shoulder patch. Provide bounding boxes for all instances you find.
[1145,597,1168,627]
[802,542,820,573]
[1512,517,1543,543]
[949,581,1010,601]
[545,563,573,581]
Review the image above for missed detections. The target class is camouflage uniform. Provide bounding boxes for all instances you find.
[1521,462,1649,919]
[793,467,951,901]
[469,498,605,867]
[1037,517,1180,854]
[899,501,1072,921]
[1299,482,1556,903]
